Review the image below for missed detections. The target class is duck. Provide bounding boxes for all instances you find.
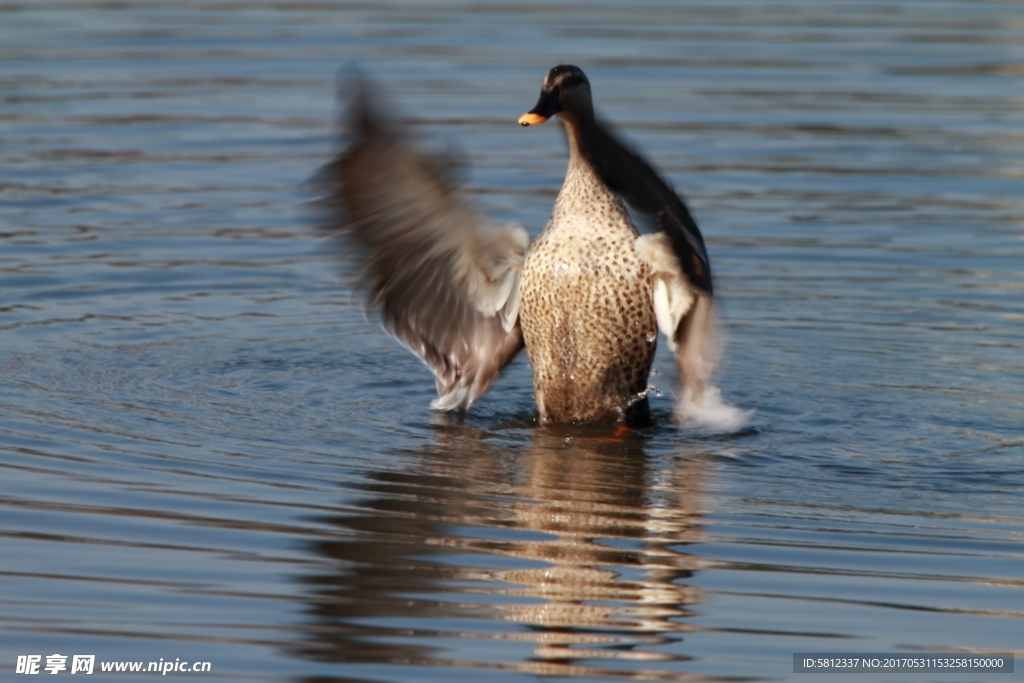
[317,65,732,427]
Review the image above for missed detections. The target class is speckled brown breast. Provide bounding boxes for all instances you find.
[519,159,657,424]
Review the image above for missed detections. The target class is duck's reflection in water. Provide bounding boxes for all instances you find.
[501,429,704,672]
[298,423,708,679]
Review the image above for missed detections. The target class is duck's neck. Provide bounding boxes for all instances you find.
[558,114,615,204]
[561,111,594,174]
[548,114,636,238]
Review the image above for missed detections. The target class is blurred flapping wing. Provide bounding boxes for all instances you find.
[315,81,527,410]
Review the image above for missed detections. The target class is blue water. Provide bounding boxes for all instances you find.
[2,2,1022,682]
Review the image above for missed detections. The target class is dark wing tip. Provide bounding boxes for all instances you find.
[582,120,713,295]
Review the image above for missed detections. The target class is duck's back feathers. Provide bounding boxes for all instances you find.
[315,81,527,410]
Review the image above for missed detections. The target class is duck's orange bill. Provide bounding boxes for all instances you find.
[518,112,548,126]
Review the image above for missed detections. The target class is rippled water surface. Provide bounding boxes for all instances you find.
[2,2,1023,681]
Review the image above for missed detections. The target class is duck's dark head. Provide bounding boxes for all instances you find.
[518,65,593,127]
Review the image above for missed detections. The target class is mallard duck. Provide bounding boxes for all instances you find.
[318,65,734,427]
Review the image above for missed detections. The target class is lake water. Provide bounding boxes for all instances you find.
[1,1,1022,681]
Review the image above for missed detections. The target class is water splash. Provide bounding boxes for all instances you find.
[676,384,753,432]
